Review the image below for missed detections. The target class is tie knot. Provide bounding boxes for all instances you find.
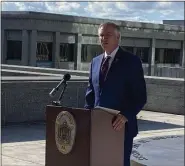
[102,56,111,66]
[104,56,111,62]
[106,56,111,60]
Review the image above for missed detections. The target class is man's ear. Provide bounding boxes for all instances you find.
[118,35,120,40]
[117,33,121,43]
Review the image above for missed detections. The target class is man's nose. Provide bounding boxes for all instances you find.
[102,36,107,40]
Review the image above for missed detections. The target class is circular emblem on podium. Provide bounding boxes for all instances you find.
[55,111,76,155]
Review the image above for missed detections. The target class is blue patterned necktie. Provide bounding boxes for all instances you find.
[99,56,111,88]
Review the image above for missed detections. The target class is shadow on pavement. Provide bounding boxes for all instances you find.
[1,119,184,143]
[138,119,184,132]
[1,123,46,143]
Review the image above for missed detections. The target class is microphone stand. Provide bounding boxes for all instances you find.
[52,81,68,106]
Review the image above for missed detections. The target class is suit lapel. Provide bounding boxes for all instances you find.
[93,47,123,89]
[98,47,123,96]
[105,47,122,81]
[93,53,104,86]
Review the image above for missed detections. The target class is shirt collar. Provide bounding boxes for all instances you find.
[104,46,119,59]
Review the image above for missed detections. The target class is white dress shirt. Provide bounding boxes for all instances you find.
[104,46,119,71]
[103,46,119,79]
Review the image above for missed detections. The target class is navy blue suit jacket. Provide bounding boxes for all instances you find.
[84,47,147,137]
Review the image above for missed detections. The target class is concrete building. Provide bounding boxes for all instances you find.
[163,20,184,26]
[1,11,185,76]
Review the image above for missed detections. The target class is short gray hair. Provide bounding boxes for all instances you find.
[98,22,121,42]
[98,22,120,34]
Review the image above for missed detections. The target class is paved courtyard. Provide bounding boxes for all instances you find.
[1,111,184,166]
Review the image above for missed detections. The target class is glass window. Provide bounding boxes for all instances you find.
[36,42,52,61]
[155,48,180,64]
[135,47,149,63]
[81,44,103,62]
[7,40,22,60]
[60,43,74,62]
[120,46,134,53]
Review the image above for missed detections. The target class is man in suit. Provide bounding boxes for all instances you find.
[84,22,147,166]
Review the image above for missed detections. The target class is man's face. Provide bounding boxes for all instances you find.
[98,25,120,52]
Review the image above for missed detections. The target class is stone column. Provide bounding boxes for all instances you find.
[133,47,137,55]
[29,30,37,66]
[21,30,29,66]
[52,32,60,68]
[159,49,164,63]
[181,40,185,67]
[1,29,7,64]
[74,34,82,70]
[148,38,156,76]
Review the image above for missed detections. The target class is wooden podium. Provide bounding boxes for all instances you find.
[45,105,125,166]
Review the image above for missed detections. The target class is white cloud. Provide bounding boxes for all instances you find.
[145,10,156,14]
[85,2,113,13]
[159,10,174,16]
[2,1,81,15]
[83,2,161,23]
[55,2,80,11]
[1,1,184,24]
[13,2,26,10]
[115,2,130,11]
[157,2,172,8]
[84,2,120,18]
[41,2,81,13]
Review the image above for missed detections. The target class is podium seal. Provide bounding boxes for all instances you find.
[55,111,76,154]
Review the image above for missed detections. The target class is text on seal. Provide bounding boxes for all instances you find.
[55,111,76,155]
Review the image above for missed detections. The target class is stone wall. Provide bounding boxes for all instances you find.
[144,76,184,115]
[1,76,184,125]
[1,79,87,125]
[2,64,184,78]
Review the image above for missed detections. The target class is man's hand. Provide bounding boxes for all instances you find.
[112,114,128,131]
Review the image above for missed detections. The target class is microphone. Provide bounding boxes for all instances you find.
[49,73,71,97]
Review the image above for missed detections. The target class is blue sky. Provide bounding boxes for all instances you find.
[1,1,184,24]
